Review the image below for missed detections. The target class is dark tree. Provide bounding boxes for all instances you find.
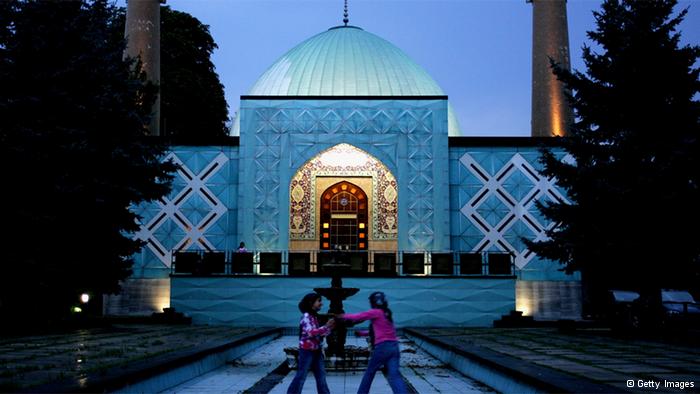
[113,6,229,138]
[160,6,229,137]
[526,0,700,310]
[0,0,175,327]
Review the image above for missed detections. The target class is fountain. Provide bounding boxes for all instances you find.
[314,262,357,358]
[285,250,370,370]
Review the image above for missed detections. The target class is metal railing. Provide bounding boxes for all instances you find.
[170,250,515,277]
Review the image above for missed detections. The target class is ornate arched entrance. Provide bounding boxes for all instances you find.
[319,181,368,251]
[289,143,397,253]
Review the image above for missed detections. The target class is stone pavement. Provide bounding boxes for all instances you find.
[165,335,494,394]
[3,325,699,393]
[408,328,700,393]
[0,324,273,393]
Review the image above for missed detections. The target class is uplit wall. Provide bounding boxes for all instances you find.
[104,145,239,315]
[171,277,515,327]
[130,145,240,278]
[449,142,571,279]
[238,98,450,253]
[111,130,582,321]
[448,140,581,319]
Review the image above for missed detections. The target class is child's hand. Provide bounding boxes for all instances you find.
[326,318,336,329]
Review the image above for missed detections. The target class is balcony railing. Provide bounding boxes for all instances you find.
[170,250,515,277]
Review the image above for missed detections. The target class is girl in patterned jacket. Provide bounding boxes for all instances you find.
[287,292,335,394]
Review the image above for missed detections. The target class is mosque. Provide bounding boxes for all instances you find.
[106,0,581,327]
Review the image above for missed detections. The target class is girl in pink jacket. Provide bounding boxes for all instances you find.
[340,291,407,394]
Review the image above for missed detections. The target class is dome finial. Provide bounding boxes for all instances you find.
[343,0,349,26]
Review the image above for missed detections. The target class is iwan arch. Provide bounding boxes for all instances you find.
[238,96,450,257]
[288,143,398,254]
[107,2,580,326]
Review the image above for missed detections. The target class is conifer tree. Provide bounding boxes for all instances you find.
[526,0,700,310]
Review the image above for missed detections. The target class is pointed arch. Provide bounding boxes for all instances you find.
[318,180,368,250]
[289,143,397,242]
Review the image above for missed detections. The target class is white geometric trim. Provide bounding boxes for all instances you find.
[134,152,229,267]
[459,152,570,268]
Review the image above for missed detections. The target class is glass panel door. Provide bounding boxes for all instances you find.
[319,181,368,250]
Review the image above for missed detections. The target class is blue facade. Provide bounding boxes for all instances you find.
[128,141,576,281]
[117,136,580,324]
[171,277,515,327]
[130,145,239,279]
[238,98,450,252]
[449,145,579,281]
[111,24,581,324]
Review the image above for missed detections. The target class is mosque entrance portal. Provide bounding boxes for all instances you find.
[319,181,368,251]
[289,143,398,258]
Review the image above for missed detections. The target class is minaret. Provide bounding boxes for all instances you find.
[125,0,162,136]
[528,0,573,137]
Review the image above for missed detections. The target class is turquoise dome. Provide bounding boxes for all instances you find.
[243,26,461,136]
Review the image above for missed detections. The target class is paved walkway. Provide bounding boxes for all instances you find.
[0,325,270,393]
[165,335,494,394]
[408,328,700,393]
[3,325,699,393]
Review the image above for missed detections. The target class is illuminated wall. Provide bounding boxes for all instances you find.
[171,276,514,327]
[237,97,450,253]
[448,139,581,319]
[119,131,582,320]
[129,145,239,279]
[289,143,398,251]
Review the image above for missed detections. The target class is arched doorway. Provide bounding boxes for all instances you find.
[288,143,398,255]
[319,181,368,251]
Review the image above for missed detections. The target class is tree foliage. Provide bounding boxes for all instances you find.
[159,6,229,137]
[0,0,176,326]
[527,0,700,298]
[113,6,229,138]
